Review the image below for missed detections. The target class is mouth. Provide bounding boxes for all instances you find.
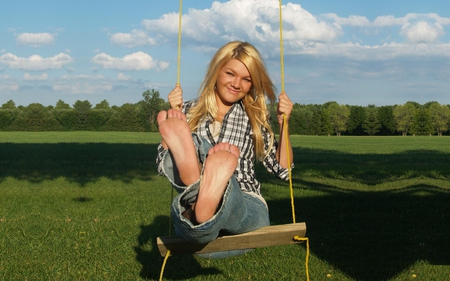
[227,87,240,95]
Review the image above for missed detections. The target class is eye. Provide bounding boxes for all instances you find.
[226,71,234,76]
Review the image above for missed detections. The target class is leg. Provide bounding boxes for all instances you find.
[157,110,200,186]
[171,174,270,246]
[193,142,240,224]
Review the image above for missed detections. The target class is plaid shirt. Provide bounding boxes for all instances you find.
[156,99,291,196]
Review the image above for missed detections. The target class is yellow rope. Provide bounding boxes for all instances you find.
[160,1,309,280]
[176,0,183,86]
[279,0,285,94]
[279,1,309,280]
[283,114,295,223]
[160,2,182,280]
[159,250,171,281]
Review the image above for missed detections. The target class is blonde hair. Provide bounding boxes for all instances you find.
[187,41,276,160]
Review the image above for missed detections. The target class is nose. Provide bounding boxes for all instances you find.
[230,77,240,89]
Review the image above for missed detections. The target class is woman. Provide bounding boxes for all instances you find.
[156,41,294,255]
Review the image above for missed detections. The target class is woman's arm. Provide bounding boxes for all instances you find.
[275,92,294,169]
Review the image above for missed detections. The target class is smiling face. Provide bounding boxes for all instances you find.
[215,58,252,112]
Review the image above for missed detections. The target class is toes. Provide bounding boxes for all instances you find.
[157,110,167,124]
[229,145,240,158]
[208,143,239,156]
[166,109,187,121]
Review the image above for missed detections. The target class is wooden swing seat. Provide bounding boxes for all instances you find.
[157,222,306,256]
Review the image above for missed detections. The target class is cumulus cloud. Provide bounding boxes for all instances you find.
[91,51,169,71]
[400,21,445,43]
[136,1,450,61]
[0,53,73,71]
[24,73,48,81]
[109,29,157,47]
[16,32,56,47]
[141,0,342,49]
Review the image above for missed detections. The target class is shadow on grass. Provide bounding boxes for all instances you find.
[134,215,221,280]
[0,143,161,186]
[2,143,449,280]
[296,147,450,186]
[267,181,450,281]
[2,144,448,187]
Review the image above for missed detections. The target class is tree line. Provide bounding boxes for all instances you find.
[1,90,449,136]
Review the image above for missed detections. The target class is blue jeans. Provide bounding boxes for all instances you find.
[160,133,270,258]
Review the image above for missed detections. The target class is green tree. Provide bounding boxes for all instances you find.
[0,110,16,130]
[320,107,333,136]
[393,102,416,136]
[139,89,167,131]
[0,100,18,130]
[54,109,77,130]
[88,110,110,130]
[55,100,71,110]
[1,99,16,109]
[94,99,110,110]
[106,103,144,131]
[290,104,316,135]
[11,103,60,131]
[410,106,433,136]
[362,105,381,135]
[377,106,396,135]
[347,105,366,135]
[326,102,350,136]
[73,100,92,130]
[428,102,450,136]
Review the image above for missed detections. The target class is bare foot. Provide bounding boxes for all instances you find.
[193,142,240,224]
[157,109,200,186]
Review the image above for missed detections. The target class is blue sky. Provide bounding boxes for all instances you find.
[1,0,450,107]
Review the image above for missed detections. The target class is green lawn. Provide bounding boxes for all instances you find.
[1,132,449,280]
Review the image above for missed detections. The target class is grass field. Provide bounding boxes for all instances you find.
[1,132,449,280]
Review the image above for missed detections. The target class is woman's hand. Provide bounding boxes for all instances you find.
[168,85,183,109]
[277,92,293,125]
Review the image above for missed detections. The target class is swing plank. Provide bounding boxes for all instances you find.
[157,222,306,256]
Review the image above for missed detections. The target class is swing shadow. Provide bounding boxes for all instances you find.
[263,146,450,281]
[134,215,222,280]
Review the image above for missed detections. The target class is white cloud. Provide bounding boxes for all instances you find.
[117,73,131,80]
[323,13,371,27]
[158,61,170,71]
[0,53,73,71]
[91,51,168,71]
[400,21,445,43]
[120,1,450,63]
[109,30,157,47]
[24,73,48,81]
[16,32,56,47]
[141,0,342,47]
[373,13,450,27]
